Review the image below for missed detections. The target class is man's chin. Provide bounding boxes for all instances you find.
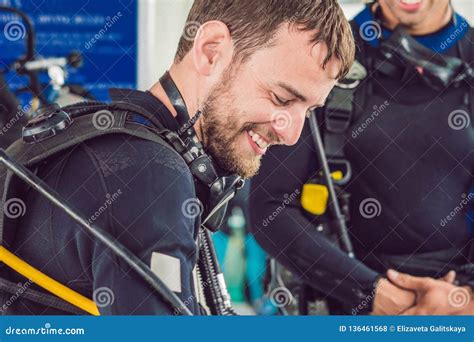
[205,136,262,178]
[215,154,261,179]
[236,159,261,179]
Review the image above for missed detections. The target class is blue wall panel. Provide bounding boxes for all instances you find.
[0,0,138,104]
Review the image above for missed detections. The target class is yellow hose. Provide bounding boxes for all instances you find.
[0,246,99,316]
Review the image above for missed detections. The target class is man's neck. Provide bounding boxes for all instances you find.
[376,2,453,36]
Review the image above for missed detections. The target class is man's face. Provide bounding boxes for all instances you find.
[200,25,340,178]
[379,0,450,28]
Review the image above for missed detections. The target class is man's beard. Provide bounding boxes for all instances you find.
[199,72,261,179]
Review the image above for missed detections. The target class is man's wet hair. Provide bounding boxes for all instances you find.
[175,0,355,79]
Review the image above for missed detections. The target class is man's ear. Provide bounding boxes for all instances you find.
[191,21,233,77]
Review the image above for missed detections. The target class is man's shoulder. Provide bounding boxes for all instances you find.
[36,132,193,192]
[81,133,192,180]
[38,132,196,228]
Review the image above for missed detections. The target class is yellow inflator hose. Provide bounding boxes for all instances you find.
[0,246,99,315]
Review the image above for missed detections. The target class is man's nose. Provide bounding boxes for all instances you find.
[271,108,306,146]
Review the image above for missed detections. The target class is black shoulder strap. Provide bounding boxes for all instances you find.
[16,98,186,161]
[159,72,190,127]
[64,101,169,131]
[320,21,370,185]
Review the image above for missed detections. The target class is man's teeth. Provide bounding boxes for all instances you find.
[248,130,269,150]
[401,0,421,4]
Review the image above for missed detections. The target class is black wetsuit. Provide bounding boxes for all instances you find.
[249,9,474,313]
[1,89,200,315]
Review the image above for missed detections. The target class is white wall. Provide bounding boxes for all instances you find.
[137,0,474,90]
[138,0,193,89]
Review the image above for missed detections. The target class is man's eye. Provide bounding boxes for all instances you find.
[272,93,290,106]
